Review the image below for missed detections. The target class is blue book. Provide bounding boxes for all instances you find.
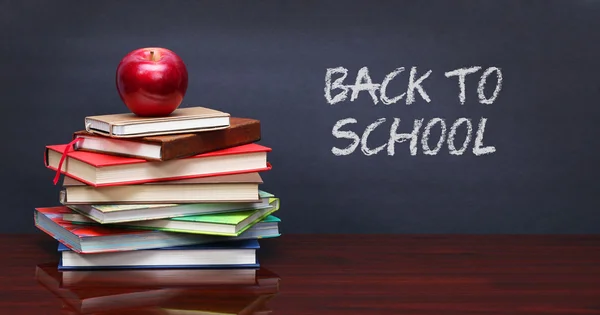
[57,239,260,270]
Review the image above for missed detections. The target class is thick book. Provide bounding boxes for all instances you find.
[59,172,264,205]
[34,206,280,254]
[64,201,279,236]
[57,240,259,270]
[45,143,271,187]
[84,106,230,138]
[73,117,261,161]
[61,190,277,224]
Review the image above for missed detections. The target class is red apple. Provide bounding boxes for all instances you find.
[116,47,188,117]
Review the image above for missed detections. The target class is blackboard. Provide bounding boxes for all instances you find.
[2,1,599,233]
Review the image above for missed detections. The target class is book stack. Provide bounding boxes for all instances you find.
[34,106,281,272]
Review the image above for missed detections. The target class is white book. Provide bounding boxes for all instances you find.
[84,106,230,138]
[58,240,259,269]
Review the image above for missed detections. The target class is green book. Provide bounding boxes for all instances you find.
[65,196,280,237]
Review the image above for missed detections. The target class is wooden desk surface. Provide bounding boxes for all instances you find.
[2,234,600,314]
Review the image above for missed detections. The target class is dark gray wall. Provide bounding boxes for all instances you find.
[1,1,599,233]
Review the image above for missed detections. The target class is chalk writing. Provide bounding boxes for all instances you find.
[327,65,500,156]
[332,117,494,156]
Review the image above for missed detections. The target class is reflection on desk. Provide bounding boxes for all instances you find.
[35,262,280,315]
[2,234,599,314]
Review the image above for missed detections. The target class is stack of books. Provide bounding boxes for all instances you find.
[34,106,281,271]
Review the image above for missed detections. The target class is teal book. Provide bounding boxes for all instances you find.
[262,215,280,223]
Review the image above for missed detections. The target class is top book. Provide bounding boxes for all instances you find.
[84,106,230,138]
[73,117,261,161]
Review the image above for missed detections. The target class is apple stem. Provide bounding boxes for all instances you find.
[150,50,155,61]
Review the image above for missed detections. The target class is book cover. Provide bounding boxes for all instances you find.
[46,143,270,168]
[99,197,280,236]
[63,172,264,187]
[61,190,277,224]
[34,206,274,254]
[59,172,263,205]
[57,240,260,270]
[63,213,282,241]
[74,117,261,161]
[84,106,230,138]
[44,143,272,187]
[57,239,260,252]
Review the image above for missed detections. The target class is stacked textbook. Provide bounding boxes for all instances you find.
[34,106,281,271]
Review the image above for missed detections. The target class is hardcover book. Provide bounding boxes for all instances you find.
[45,143,271,187]
[59,172,264,205]
[34,206,279,253]
[73,117,261,161]
[65,201,280,236]
[57,240,260,270]
[61,189,277,224]
[84,106,230,138]
[64,213,282,239]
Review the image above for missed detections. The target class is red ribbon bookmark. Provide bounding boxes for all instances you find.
[53,137,83,185]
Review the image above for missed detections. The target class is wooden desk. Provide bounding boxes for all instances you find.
[2,234,600,314]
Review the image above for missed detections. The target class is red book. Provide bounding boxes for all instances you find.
[44,143,271,187]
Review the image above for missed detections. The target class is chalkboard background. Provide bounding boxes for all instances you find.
[2,1,599,233]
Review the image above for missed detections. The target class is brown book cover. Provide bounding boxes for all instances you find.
[73,117,261,161]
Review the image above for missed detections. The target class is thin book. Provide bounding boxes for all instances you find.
[84,106,230,138]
